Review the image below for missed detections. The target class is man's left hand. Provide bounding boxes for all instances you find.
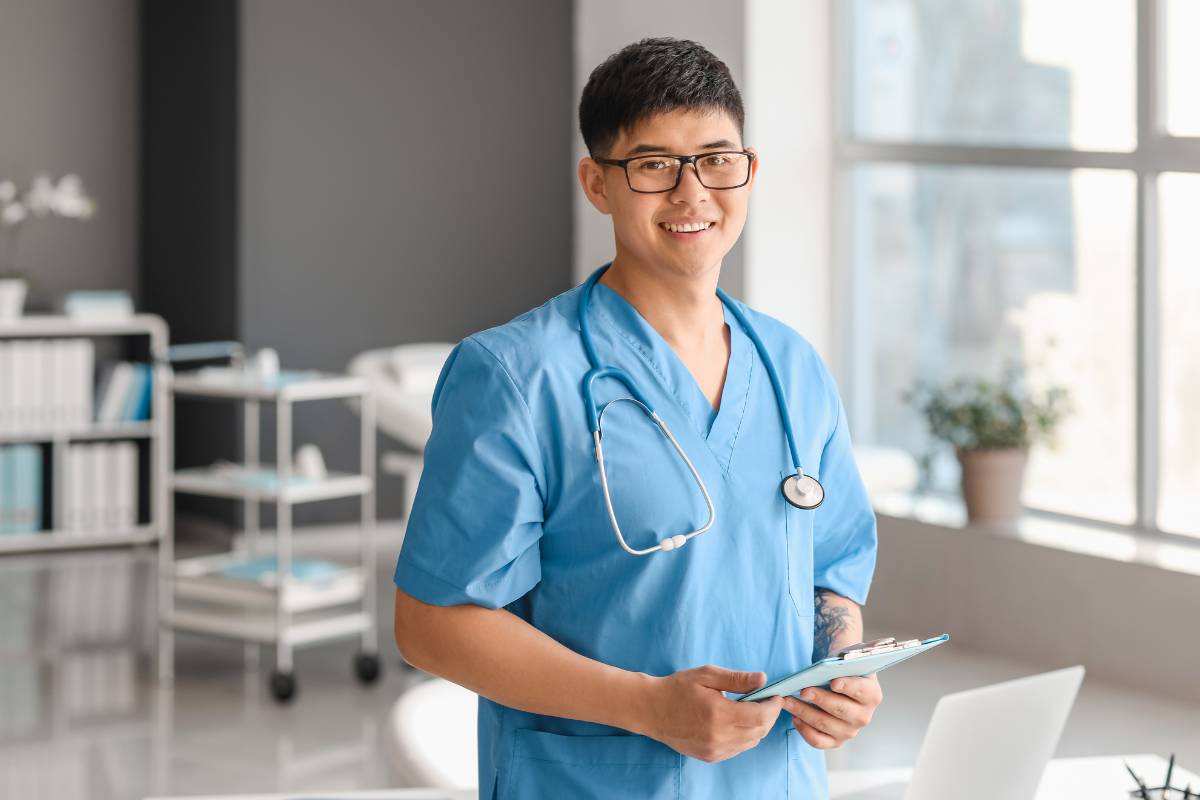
[782,674,882,749]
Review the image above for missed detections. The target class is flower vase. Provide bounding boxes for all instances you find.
[956,447,1028,523]
[0,277,28,322]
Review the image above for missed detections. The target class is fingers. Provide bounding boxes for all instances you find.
[693,666,775,729]
[782,696,856,742]
[791,716,839,749]
[830,676,883,706]
[697,666,766,693]
[732,694,783,729]
[726,693,781,730]
[799,686,874,727]
[691,700,780,763]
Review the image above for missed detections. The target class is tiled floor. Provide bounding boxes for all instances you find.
[0,542,1196,799]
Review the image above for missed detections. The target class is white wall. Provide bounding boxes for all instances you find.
[869,513,1200,704]
[743,0,835,364]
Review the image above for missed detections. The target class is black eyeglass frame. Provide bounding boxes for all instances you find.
[593,150,756,194]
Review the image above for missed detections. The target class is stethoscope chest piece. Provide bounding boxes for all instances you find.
[781,472,825,510]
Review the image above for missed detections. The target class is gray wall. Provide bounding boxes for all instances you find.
[240,0,574,522]
[0,0,138,308]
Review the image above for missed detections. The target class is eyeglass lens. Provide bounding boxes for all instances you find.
[626,153,750,192]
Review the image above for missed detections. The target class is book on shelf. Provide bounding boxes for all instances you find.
[0,338,97,432]
[64,441,138,534]
[219,556,343,584]
[207,463,318,490]
[61,290,134,321]
[0,338,153,435]
[0,445,42,534]
[95,360,152,424]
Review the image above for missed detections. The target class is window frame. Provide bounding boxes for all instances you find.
[832,0,1200,545]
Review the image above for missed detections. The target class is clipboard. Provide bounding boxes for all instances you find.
[736,634,950,702]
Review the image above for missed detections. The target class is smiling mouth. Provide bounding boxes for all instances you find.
[659,221,715,234]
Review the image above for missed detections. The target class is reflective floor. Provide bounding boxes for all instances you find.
[0,543,426,800]
[1,541,1196,800]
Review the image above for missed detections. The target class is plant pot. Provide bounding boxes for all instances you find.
[956,447,1028,523]
[0,278,28,322]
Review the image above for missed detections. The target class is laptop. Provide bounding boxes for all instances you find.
[838,665,1085,800]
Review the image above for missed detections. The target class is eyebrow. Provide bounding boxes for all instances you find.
[624,139,738,156]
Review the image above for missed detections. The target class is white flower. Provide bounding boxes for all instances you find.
[27,173,56,217]
[1,201,28,226]
[53,174,95,219]
[0,181,15,204]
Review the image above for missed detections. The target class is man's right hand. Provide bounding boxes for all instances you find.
[632,666,783,763]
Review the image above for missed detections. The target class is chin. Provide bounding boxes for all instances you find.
[664,252,723,278]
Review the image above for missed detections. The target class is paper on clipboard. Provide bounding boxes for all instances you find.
[736,634,950,702]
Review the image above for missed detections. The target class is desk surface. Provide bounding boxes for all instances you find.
[146,790,474,800]
[829,754,1198,799]
[146,755,1194,800]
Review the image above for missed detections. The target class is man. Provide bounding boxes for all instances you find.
[394,37,880,798]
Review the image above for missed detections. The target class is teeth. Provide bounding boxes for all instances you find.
[661,221,713,233]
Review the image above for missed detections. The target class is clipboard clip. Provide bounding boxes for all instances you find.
[837,637,923,661]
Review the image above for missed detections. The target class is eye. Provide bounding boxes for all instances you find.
[700,154,731,167]
[635,158,674,171]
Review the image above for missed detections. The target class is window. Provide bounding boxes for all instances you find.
[1157,173,1200,536]
[838,0,1200,540]
[846,0,1135,150]
[1163,0,1200,136]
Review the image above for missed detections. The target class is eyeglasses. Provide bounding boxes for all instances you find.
[594,150,755,193]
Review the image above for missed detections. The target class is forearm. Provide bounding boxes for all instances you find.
[394,589,652,735]
[813,587,864,661]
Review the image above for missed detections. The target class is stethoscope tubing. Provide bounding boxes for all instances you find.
[579,264,823,554]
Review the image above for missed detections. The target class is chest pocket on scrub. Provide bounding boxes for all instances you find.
[779,468,816,620]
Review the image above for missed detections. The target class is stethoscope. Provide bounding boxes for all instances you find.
[579,265,825,556]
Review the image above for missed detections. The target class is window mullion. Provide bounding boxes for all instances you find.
[1135,0,1161,534]
[1136,172,1162,534]
[836,141,1141,171]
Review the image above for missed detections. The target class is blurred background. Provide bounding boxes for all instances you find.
[0,1,1197,798]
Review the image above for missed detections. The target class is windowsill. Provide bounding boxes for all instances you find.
[871,491,1200,578]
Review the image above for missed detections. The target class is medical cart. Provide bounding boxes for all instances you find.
[159,367,380,702]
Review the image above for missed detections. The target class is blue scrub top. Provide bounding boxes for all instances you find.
[395,277,877,800]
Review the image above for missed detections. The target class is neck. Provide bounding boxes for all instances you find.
[598,257,725,351]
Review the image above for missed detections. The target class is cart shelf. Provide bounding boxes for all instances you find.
[166,607,371,647]
[172,553,365,612]
[171,466,372,503]
[170,367,367,402]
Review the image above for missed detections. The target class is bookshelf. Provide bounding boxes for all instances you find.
[0,314,169,554]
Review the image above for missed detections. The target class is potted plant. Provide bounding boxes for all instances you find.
[904,363,1071,523]
[0,173,96,321]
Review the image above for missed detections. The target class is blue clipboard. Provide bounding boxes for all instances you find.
[736,634,950,702]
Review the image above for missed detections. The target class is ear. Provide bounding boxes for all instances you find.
[745,146,760,191]
[578,156,613,215]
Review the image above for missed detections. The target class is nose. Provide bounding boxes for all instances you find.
[669,160,709,204]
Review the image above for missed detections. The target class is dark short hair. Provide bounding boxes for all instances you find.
[579,37,744,158]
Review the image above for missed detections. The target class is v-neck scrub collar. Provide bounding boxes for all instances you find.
[588,281,755,473]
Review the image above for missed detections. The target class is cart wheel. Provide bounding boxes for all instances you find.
[269,669,297,703]
[353,652,382,685]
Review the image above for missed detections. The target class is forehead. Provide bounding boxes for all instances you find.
[610,108,742,156]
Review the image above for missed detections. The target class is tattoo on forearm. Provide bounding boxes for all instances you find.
[813,588,852,661]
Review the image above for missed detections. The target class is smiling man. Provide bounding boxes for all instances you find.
[393,38,880,799]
